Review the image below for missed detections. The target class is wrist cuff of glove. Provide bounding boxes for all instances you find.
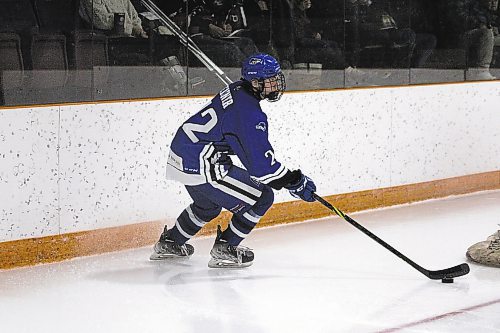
[268,169,302,190]
[284,170,304,190]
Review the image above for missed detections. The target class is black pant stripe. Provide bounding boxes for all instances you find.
[215,179,261,202]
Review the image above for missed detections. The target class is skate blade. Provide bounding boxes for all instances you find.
[208,258,253,268]
[149,252,191,261]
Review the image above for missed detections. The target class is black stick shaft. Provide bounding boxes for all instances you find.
[312,194,428,276]
[312,193,470,279]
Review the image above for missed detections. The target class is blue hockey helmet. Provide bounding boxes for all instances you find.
[241,53,286,102]
[242,53,281,81]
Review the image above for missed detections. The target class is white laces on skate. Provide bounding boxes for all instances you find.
[232,245,252,265]
[179,244,190,256]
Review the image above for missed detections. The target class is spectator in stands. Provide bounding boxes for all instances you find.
[186,0,258,67]
[270,0,295,68]
[485,0,500,67]
[354,0,436,68]
[245,0,296,68]
[79,0,148,38]
[292,0,347,70]
[440,0,497,80]
[243,0,280,60]
[389,0,438,68]
[210,0,259,56]
[79,0,184,73]
[212,0,246,32]
[291,0,372,86]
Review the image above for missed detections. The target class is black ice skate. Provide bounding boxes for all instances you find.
[208,225,254,268]
[150,227,194,260]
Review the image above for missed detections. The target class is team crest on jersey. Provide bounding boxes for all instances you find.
[255,121,267,132]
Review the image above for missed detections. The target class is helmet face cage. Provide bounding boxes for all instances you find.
[256,72,286,102]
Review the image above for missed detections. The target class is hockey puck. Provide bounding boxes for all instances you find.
[441,278,454,283]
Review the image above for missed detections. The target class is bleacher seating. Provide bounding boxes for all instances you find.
[30,33,68,88]
[72,31,109,87]
[0,33,24,88]
[0,32,24,104]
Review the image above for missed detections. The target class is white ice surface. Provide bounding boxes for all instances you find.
[1,190,500,333]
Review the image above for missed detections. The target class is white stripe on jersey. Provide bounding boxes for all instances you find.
[199,144,215,182]
[211,182,257,205]
[223,176,262,197]
[253,164,288,184]
[229,221,248,238]
[205,145,216,181]
[186,205,206,227]
[166,163,206,185]
[214,157,229,180]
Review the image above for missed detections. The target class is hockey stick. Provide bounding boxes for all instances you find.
[312,193,470,280]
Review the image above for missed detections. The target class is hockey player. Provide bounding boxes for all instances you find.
[150,53,317,267]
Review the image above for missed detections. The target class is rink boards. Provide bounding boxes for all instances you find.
[0,81,499,269]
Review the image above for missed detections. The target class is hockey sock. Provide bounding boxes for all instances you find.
[168,205,208,244]
[222,210,262,246]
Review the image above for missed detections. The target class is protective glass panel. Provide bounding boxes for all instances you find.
[0,0,97,106]
[184,0,262,95]
[90,0,189,100]
[1,0,500,107]
[286,0,346,90]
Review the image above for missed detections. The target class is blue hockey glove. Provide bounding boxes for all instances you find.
[286,173,316,202]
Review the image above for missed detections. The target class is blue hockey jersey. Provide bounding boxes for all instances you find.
[166,81,288,186]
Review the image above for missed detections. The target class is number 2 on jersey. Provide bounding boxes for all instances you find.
[182,108,218,143]
[265,150,276,166]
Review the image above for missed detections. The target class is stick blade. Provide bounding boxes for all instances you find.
[427,263,470,280]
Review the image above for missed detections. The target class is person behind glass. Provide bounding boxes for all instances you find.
[150,53,317,268]
[210,0,259,57]
[442,0,497,80]
[355,0,436,68]
[495,1,500,66]
[212,0,246,33]
[245,0,296,68]
[187,0,257,68]
[242,0,281,63]
[79,0,148,38]
[292,0,348,71]
[388,0,438,68]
